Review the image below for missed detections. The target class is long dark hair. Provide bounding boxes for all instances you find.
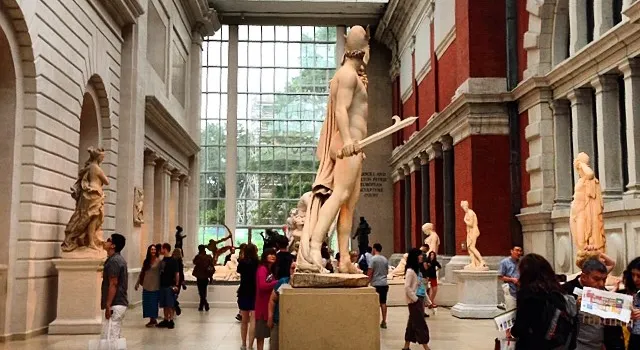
[261,247,277,266]
[427,251,437,262]
[243,243,259,263]
[142,244,157,271]
[405,248,422,274]
[518,253,563,294]
[624,257,640,293]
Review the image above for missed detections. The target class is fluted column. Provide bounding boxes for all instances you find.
[402,164,411,252]
[569,0,589,54]
[179,176,189,233]
[551,100,573,209]
[441,136,455,256]
[154,160,171,244]
[169,170,181,241]
[420,152,430,224]
[621,58,640,197]
[568,88,596,184]
[142,150,157,261]
[592,74,623,199]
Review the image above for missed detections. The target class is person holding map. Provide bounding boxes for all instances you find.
[623,257,640,348]
[562,259,625,350]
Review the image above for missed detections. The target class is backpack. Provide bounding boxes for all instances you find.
[543,293,577,348]
[358,254,368,272]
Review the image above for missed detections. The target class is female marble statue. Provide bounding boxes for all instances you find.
[61,147,109,252]
[461,200,487,270]
[570,152,606,257]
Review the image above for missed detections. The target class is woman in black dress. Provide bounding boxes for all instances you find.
[237,243,259,350]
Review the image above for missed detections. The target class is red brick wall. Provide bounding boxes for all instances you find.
[453,135,512,256]
[519,111,530,207]
[393,180,404,253]
[410,170,422,247]
[417,73,436,127]
[467,0,506,77]
[437,43,458,111]
[429,158,444,254]
[517,0,529,82]
[402,94,416,140]
[455,0,470,86]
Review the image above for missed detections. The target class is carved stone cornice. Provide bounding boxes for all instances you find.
[425,142,442,160]
[144,149,157,166]
[145,96,200,157]
[103,0,144,27]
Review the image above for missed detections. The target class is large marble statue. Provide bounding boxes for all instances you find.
[461,200,488,270]
[422,223,440,254]
[570,152,606,262]
[353,217,371,257]
[296,25,372,275]
[61,147,109,255]
[212,254,240,281]
[387,253,408,280]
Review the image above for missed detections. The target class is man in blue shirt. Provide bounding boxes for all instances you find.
[268,262,296,350]
[498,245,522,310]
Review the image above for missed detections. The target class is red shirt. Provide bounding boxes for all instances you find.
[255,265,277,320]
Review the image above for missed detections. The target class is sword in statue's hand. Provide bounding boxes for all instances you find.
[337,115,418,159]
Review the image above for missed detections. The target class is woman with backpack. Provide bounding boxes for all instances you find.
[511,253,577,349]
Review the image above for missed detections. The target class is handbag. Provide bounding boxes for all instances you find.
[88,318,127,350]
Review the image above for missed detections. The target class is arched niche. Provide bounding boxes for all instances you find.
[78,88,102,167]
[552,0,570,67]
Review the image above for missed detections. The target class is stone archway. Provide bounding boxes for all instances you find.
[524,0,558,78]
[0,0,37,340]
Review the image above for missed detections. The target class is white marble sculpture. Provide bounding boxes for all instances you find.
[133,187,144,226]
[570,152,606,264]
[212,254,240,281]
[461,200,488,271]
[422,223,440,254]
[387,253,408,280]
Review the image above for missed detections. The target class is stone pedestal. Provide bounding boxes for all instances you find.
[280,287,380,350]
[48,259,104,334]
[450,270,501,319]
[444,255,506,283]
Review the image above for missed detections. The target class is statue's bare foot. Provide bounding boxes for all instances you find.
[338,261,361,274]
[295,261,322,273]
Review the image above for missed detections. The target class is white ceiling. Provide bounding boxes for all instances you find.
[209,0,389,25]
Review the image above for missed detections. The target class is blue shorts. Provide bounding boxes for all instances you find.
[158,287,176,308]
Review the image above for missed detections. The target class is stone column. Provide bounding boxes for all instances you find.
[569,0,589,54]
[188,156,200,259]
[169,170,181,239]
[142,150,157,261]
[420,152,430,224]
[402,165,411,252]
[179,176,189,233]
[567,88,596,184]
[551,100,573,209]
[225,25,239,237]
[621,58,640,197]
[592,74,623,199]
[442,136,455,256]
[154,160,171,244]
[594,0,614,39]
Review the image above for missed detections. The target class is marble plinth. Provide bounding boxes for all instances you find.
[450,270,501,319]
[290,272,369,288]
[48,259,104,334]
[279,287,380,350]
[444,255,506,283]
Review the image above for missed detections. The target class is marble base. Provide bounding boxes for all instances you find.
[444,255,506,283]
[450,270,501,319]
[290,272,369,288]
[279,287,380,350]
[49,259,104,334]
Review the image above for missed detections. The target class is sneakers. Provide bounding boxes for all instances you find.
[145,320,157,328]
[198,305,204,311]
[156,320,170,328]
[205,303,210,311]
[380,322,387,329]
[167,320,175,329]
[240,346,247,350]
[235,313,242,322]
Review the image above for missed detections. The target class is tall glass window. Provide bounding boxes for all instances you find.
[199,26,229,246]
[200,25,337,252]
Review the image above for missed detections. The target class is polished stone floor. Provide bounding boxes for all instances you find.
[1,307,497,349]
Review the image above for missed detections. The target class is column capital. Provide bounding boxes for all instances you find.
[550,99,571,115]
[144,150,157,166]
[161,162,173,175]
[181,175,191,186]
[620,57,640,78]
[426,142,443,159]
[408,158,421,173]
[567,87,592,104]
[591,74,619,94]
[171,170,183,182]
[191,31,204,48]
[391,168,405,182]
[419,151,429,165]
[440,135,453,151]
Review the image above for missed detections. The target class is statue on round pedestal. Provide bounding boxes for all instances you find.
[61,147,109,258]
[422,223,440,254]
[295,25,372,275]
[461,200,488,270]
[570,152,606,265]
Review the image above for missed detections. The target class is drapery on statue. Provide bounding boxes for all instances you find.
[61,147,109,253]
[570,152,606,264]
[461,200,488,270]
[295,26,372,274]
